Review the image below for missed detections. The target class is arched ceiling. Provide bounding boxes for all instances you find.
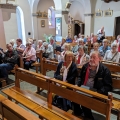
[31,0,63,13]
[69,0,92,13]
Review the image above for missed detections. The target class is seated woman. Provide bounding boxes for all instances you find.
[49,37,56,51]
[54,51,78,111]
[22,42,36,70]
[90,33,97,46]
[43,42,54,59]
[104,42,120,63]
[76,46,89,66]
[27,38,36,50]
[90,42,99,53]
[61,38,66,51]
[72,35,78,43]
[36,40,44,52]
[113,35,120,52]
[60,43,71,62]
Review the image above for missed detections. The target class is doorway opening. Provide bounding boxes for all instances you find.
[115,16,120,38]
[74,23,80,36]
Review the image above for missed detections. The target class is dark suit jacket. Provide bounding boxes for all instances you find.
[77,62,112,95]
[54,61,78,85]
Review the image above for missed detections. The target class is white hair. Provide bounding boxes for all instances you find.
[38,40,43,43]
[10,39,15,43]
[111,42,117,48]
[49,37,54,41]
[43,42,48,46]
[78,38,84,43]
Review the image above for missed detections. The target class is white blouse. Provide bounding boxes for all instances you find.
[104,50,120,63]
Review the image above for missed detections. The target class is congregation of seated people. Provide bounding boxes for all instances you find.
[0,26,119,120]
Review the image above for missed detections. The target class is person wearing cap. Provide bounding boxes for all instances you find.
[43,42,54,59]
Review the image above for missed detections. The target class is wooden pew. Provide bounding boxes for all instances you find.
[2,68,113,120]
[32,51,43,73]
[42,58,58,75]
[38,59,120,120]
[2,69,80,120]
[0,94,40,120]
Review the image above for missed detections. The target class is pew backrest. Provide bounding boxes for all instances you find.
[15,68,112,120]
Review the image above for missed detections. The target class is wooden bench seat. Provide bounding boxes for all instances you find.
[0,94,40,120]
[3,87,80,120]
[2,68,112,120]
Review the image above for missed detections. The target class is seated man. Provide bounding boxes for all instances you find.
[73,51,112,120]
[0,44,19,82]
[99,39,111,57]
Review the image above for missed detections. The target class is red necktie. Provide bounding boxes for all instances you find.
[77,55,81,64]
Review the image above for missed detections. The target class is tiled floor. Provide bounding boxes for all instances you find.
[0,70,118,120]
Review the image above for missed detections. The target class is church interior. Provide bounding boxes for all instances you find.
[0,0,120,120]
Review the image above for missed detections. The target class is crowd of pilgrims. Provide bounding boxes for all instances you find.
[0,26,119,120]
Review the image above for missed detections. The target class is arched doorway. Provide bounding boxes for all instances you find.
[74,20,84,35]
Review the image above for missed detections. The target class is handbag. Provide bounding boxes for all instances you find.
[42,53,49,58]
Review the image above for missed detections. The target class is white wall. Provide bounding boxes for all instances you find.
[69,1,85,23]
[94,0,120,36]
[37,0,55,40]
[2,8,18,44]
[17,0,33,39]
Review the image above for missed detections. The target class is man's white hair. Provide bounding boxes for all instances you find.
[49,37,54,41]
[38,40,43,43]
[90,51,101,58]
[111,42,117,48]
[43,42,48,46]
[10,39,15,43]
[78,38,84,42]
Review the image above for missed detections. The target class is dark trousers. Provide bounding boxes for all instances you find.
[73,103,94,120]
[0,63,14,79]
[24,60,35,70]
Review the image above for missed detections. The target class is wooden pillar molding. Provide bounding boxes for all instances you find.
[0,9,6,50]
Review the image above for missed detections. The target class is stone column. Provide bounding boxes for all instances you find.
[0,9,6,50]
[84,13,94,36]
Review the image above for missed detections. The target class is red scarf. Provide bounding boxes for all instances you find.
[116,40,120,52]
[118,45,120,52]
[63,62,66,66]
[83,65,90,85]
[77,55,81,64]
